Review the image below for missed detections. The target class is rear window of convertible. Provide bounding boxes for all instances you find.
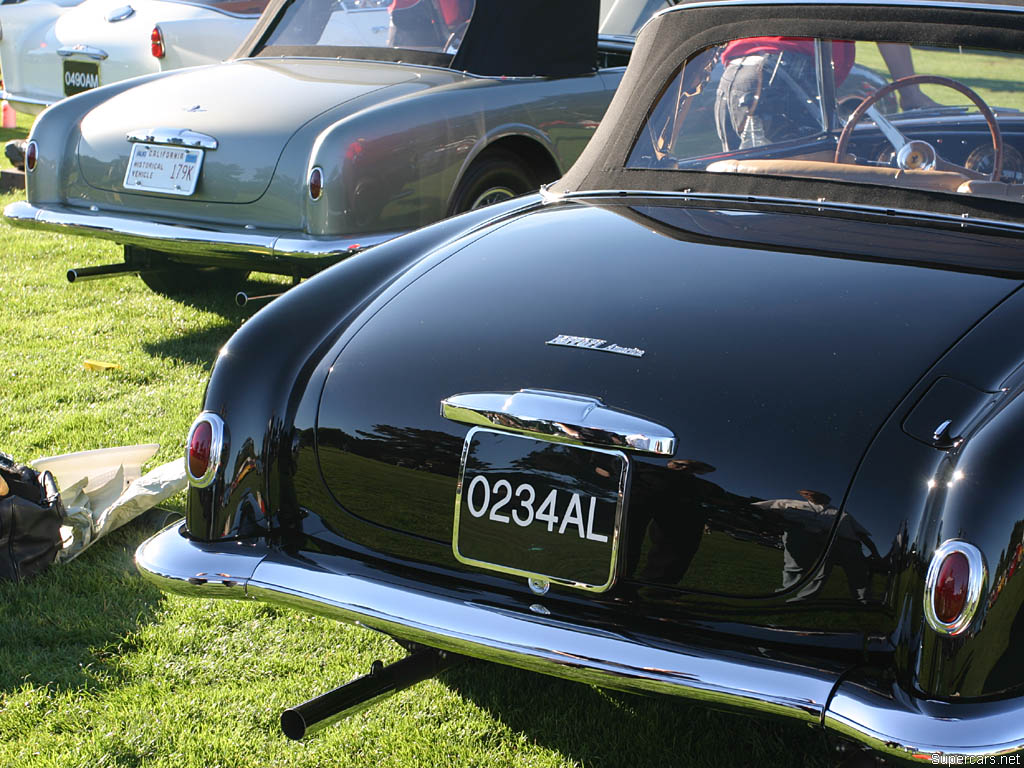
[627,38,1024,205]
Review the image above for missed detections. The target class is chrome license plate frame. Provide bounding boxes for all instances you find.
[453,427,628,593]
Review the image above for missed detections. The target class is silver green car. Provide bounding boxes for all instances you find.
[3,0,669,294]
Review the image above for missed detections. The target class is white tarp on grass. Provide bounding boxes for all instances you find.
[33,444,186,562]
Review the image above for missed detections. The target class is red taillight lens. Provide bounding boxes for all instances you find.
[309,167,323,200]
[185,413,223,488]
[934,551,970,624]
[188,421,212,481]
[925,540,985,636]
[151,26,165,58]
[25,140,38,172]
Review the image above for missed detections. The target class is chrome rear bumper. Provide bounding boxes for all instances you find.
[135,523,1024,763]
[3,200,404,266]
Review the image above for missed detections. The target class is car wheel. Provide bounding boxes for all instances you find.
[449,151,537,214]
[125,246,250,296]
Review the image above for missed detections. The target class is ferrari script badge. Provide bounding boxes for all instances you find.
[546,334,645,358]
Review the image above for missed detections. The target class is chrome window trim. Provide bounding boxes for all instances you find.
[923,538,987,636]
[185,412,225,489]
[540,187,1024,237]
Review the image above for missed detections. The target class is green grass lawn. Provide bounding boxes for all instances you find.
[0,186,835,767]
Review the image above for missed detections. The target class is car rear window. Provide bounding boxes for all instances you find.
[264,0,476,54]
[627,38,1024,206]
[171,0,270,15]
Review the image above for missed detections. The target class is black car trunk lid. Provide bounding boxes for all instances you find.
[314,199,1020,597]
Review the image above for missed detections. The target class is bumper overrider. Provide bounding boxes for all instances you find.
[2,201,404,267]
[136,523,1024,762]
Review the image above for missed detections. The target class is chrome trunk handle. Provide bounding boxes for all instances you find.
[57,45,109,61]
[441,389,676,456]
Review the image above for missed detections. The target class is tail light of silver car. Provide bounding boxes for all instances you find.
[25,141,38,172]
[309,167,324,201]
[151,26,165,59]
[186,412,224,488]
[924,539,986,636]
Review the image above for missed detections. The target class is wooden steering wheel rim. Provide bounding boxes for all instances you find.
[834,74,1004,181]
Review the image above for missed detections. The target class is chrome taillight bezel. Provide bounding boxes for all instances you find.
[924,539,986,636]
[185,412,224,488]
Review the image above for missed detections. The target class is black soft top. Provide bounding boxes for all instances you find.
[234,0,599,77]
[550,0,1024,222]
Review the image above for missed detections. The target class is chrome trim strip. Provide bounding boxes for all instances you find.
[540,187,1024,236]
[923,539,987,636]
[825,681,1024,761]
[0,91,54,109]
[135,523,835,723]
[185,412,224,489]
[441,389,677,456]
[127,128,219,150]
[57,45,109,60]
[2,201,405,261]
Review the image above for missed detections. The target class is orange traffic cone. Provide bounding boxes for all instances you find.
[1,100,15,129]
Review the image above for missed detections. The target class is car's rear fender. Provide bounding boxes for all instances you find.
[913,376,1024,700]
[25,70,178,203]
[185,196,544,541]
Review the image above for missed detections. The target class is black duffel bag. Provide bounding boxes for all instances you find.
[0,452,64,581]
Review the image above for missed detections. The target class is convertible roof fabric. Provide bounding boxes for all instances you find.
[549,0,1024,223]
[451,0,598,77]
[237,0,599,78]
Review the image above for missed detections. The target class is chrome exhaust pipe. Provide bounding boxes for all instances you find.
[67,263,142,282]
[280,648,461,740]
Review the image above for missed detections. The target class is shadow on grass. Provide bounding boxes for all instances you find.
[141,274,296,365]
[0,517,168,694]
[439,662,833,768]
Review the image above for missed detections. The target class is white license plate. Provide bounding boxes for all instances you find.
[123,143,204,196]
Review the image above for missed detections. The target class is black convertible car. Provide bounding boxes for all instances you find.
[137,0,1024,762]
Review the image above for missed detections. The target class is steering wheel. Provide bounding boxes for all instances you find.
[834,74,1004,182]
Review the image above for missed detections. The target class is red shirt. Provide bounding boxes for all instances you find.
[722,38,856,85]
[389,0,467,26]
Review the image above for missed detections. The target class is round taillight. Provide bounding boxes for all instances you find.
[934,551,970,624]
[924,540,986,636]
[185,413,224,488]
[188,421,212,479]
[309,166,323,201]
[25,140,38,172]
[151,26,165,59]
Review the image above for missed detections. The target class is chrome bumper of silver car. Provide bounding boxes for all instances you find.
[2,201,405,263]
[136,523,1024,763]
[0,90,52,116]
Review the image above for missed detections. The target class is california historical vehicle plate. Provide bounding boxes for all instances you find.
[123,143,204,196]
[63,60,99,97]
[453,428,628,592]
